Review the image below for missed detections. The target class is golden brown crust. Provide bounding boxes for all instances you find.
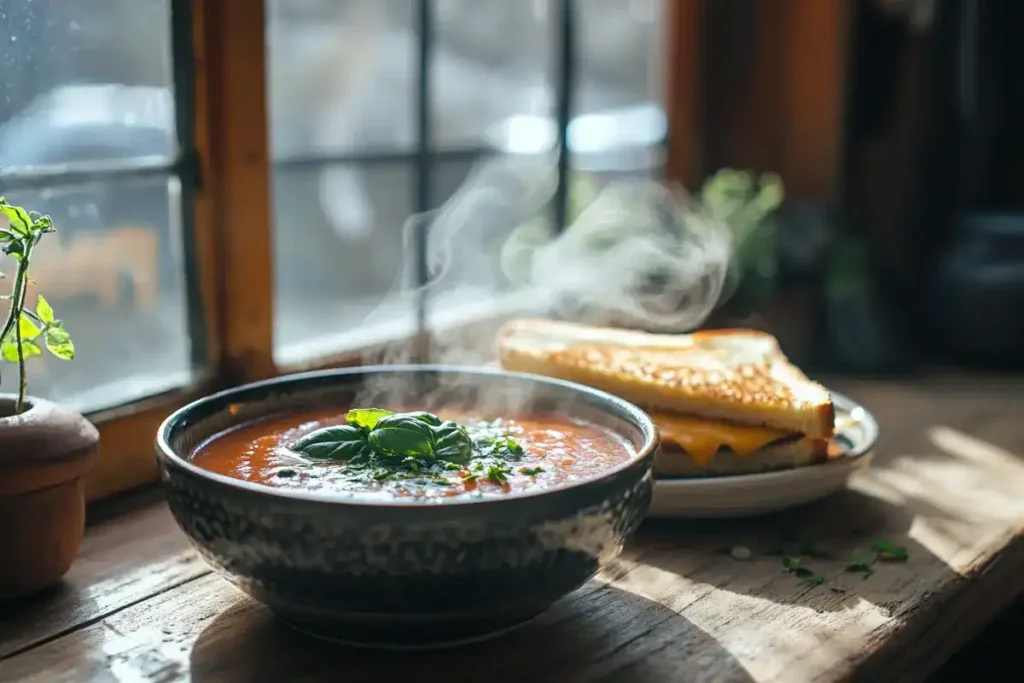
[497,318,835,439]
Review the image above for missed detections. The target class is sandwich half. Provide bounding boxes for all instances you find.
[496,318,835,477]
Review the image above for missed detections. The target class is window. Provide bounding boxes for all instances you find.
[3,0,847,502]
[266,0,666,367]
[0,0,201,412]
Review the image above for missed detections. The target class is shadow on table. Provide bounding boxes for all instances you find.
[188,583,755,683]
[634,488,958,615]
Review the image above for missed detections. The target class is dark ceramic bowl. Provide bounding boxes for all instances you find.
[156,365,658,649]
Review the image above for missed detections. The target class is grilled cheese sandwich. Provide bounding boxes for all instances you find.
[497,318,834,477]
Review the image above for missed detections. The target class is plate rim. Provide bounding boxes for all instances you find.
[652,388,879,489]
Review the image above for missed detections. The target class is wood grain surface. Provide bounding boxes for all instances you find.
[2,377,1023,682]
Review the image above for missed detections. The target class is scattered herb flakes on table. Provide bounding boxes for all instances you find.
[727,540,910,590]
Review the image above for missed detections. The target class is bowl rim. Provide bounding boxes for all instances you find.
[155,364,660,508]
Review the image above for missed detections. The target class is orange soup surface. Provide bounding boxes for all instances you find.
[191,409,634,502]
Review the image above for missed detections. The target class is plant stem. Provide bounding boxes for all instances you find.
[0,253,32,413]
[0,259,27,348]
[15,297,24,413]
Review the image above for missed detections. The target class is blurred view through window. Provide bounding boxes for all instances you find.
[0,0,193,411]
[267,0,666,365]
[0,0,666,409]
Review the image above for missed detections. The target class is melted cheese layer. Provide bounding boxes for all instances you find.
[651,413,796,467]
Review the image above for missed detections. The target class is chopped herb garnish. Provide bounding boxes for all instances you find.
[275,468,297,478]
[845,561,874,576]
[730,545,753,561]
[485,463,511,484]
[285,410,538,492]
[781,555,803,572]
[781,555,824,585]
[725,539,910,591]
[846,547,878,577]
[872,539,909,562]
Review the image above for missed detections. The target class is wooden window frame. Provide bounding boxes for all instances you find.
[83,0,849,502]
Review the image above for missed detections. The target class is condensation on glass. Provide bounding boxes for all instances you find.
[0,0,193,411]
[265,0,666,365]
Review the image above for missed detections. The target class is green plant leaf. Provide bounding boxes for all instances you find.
[291,424,374,462]
[35,294,55,324]
[0,199,32,235]
[368,414,437,458]
[345,408,394,430]
[1,339,41,362]
[432,420,473,464]
[18,312,41,340]
[3,240,24,260]
[44,327,75,360]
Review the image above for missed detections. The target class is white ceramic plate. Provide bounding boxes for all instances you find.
[647,391,879,519]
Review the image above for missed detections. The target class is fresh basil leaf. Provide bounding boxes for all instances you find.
[432,420,473,464]
[401,411,443,427]
[345,408,393,430]
[368,414,436,458]
[292,425,374,462]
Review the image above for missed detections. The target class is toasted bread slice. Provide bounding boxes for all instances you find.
[496,318,834,439]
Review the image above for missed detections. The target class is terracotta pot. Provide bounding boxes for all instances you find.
[0,395,99,600]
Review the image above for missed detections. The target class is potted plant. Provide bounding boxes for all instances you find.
[0,197,97,601]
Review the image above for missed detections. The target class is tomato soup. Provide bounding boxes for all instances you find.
[191,408,634,502]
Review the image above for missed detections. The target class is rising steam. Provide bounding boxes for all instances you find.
[349,152,738,410]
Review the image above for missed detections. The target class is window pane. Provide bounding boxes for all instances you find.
[433,0,553,150]
[271,162,413,365]
[266,0,415,158]
[571,0,666,177]
[0,176,192,411]
[0,0,174,167]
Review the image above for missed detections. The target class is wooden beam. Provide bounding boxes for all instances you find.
[664,0,705,191]
[701,0,851,199]
[193,0,276,383]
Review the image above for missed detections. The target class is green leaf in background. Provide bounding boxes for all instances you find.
[826,236,869,300]
[44,327,75,360]
[291,424,374,462]
[35,294,55,324]
[345,408,394,431]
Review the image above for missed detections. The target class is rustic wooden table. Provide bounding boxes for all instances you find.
[2,376,1023,683]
